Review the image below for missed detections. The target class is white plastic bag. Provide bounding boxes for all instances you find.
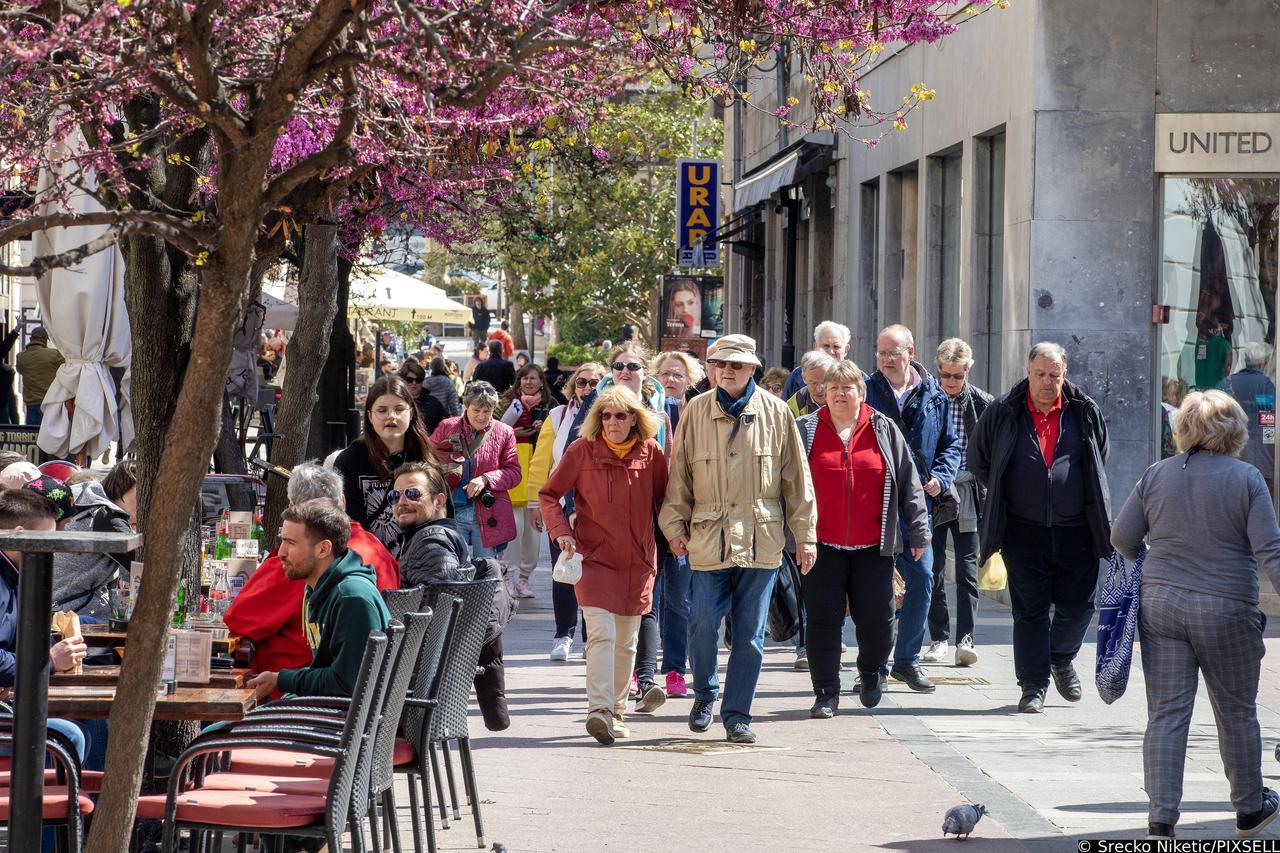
[552,550,583,585]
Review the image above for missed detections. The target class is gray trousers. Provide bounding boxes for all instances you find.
[1140,583,1267,826]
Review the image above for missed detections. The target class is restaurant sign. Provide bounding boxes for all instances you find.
[0,426,40,464]
[1156,113,1280,173]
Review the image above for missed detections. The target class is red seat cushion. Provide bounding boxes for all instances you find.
[199,772,329,797]
[393,737,416,766]
[227,748,334,778]
[0,787,94,820]
[135,790,326,828]
[0,769,102,791]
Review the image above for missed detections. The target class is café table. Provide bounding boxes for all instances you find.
[50,665,252,689]
[78,624,243,656]
[47,684,259,721]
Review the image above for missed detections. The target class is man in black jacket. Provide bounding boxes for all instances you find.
[471,340,515,394]
[923,338,994,669]
[391,461,512,730]
[970,342,1111,714]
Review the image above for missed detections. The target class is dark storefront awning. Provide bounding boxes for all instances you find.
[733,131,835,211]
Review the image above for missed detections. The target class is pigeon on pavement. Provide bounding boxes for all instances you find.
[942,803,987,839]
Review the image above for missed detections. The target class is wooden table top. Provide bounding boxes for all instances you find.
[47,685,258,721]
[78,625,241,655]
[51,665,251,689]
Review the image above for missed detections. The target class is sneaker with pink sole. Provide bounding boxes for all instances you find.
[629,673,640,698]
[665,671,688,698]
[511,577,535,599]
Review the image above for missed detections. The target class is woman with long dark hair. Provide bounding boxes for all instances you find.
[333,375,433,547]
[499,363,556,598]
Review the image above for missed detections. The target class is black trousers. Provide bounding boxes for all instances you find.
[801,544,895,696]
[475,635,509,731]
[1001,520,1099,691]
[928,520,980,642]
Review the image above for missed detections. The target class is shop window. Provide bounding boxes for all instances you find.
[973,131,1006,390]
[927,149,963,357]
[859,179,880,354]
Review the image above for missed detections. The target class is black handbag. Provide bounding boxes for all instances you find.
[766,551,805,643]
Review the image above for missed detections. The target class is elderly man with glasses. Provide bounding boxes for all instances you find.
[863,324,961,694]
[661,334,816,744]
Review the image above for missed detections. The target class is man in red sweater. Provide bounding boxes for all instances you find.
[224,463,399,678]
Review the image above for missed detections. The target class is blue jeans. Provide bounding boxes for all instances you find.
[453,502,497,559]
[893,544,934,667]
[653,553,691,675]
[25,403,42,426]
[688,567,778,728]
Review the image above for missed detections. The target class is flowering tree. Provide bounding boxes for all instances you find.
[0,0,990,845]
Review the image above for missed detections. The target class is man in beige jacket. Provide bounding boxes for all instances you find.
[660,334,816,744]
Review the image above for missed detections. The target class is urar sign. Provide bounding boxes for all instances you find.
[677,158,720,268]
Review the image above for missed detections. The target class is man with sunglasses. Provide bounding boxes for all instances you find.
[392,462,468,587]
[660,334,816,744]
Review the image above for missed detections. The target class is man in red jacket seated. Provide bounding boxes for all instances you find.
[225,462,399,678]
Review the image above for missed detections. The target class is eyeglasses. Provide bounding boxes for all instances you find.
[390,487,425,503]
[612,361,644,373]
[400,375,423,384]
[658,371,686,381]
[373,405,411,418]
[599,411,632,421]
[876,348,908,360]
[575,377,600,388]
[707,359,744,370]
[938,371,967,382]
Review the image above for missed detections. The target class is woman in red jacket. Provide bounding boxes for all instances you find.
[539,386,668,745]
[795,360,930,716]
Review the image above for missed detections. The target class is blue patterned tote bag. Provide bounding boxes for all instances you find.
[1095,546,1144,704]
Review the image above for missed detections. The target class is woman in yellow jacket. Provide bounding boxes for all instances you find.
[498,363,556,598]
[528,361,605,659]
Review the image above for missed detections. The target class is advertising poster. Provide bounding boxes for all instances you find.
[676,158,721,268]
[661,275,725,342]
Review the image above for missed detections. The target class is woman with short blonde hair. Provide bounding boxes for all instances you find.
[539,384,669,744]
[1112,387,1280,839]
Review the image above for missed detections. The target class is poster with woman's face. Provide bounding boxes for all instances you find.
[699,277,724,338]
[664,276,702,339]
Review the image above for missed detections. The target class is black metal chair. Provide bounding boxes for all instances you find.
[398,596,463,853]
[0,728,89,852]
[136,631,390,853]
[381,586,426,623]
[423,578,499,850]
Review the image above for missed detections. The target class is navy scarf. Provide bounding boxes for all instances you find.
[716,377,757,419]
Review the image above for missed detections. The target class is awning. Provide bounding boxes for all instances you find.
[732,131,836,211]
[349,267,473,324]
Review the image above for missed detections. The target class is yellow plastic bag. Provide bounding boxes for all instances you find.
[978,552,1007,591]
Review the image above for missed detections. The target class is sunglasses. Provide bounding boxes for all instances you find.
[600,411,632,421]
[707,359,745,369]
[938,371,967,382]
[612,362,644,373]
[575,377,600,388]
[390,487,426,503]
[400,375,423,384]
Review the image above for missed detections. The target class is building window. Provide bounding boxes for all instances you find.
[927,148,962,358]
[886,166,919,332]
[1158,177,1279,493]
[859,179,880,352]
[973,131,1006,390]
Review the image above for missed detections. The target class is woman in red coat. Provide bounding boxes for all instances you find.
[539,385,668,745]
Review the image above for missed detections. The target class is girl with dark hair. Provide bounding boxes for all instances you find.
[499,363,555,597]
[333,375,434,547]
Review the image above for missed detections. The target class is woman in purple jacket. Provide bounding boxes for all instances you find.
[430,381,522,557]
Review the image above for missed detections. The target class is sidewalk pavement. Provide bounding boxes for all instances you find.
[405,565,1280,852]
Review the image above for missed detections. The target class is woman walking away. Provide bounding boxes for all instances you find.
[426,356,463,417]
[334,375,434,547]
[430,381,521,559]
[1112,389,1280,841]
[528,362,605,660]
[796,359,930,716]
[539,386,668,745]
[499,363,555,598]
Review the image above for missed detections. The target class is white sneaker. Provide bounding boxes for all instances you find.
[955,635,978,667]
[921,640,949,663]
[550,636,571,661]
[512,578,536,599]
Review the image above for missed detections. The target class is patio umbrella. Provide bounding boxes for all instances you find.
[348,267,472,324]
[32,136,132,458]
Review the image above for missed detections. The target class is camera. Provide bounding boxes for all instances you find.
[478,485,496,508]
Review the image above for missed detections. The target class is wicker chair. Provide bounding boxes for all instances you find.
[381,586,426,622]
[423,578,499,849]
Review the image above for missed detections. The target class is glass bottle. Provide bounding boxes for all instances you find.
[214,508,232,560]
[209,566,230,618]
[252,507,265,553]
[171,578,186,628]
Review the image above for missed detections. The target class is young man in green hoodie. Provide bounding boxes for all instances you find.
[246,498,391,699]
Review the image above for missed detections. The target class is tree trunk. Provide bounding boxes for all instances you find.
[86,222,258,853]
[309,255,355,460]
[262,224,340,550]
[509,300,528,352]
